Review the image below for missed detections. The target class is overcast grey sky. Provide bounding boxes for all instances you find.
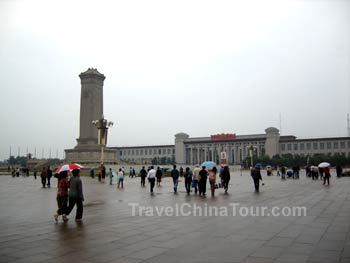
[0,0,349,161]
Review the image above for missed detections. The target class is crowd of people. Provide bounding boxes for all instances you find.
[7,161,345,224]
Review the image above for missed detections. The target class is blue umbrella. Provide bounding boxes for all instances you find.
[201,161,216,167]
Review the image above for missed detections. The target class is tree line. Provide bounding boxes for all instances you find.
[243,153,350,168]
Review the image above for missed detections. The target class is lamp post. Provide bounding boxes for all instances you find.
[92,117,114,164]
[247,145,258,167]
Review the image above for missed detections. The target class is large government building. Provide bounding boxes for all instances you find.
[65,69,350,165]
[113,127,350,165]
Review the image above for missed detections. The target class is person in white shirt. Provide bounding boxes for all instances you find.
[147,166,156,194]
[117,168,124,188]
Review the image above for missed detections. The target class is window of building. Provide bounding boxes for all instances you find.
[348,141,350,148]
[327,142,331,149]
[145,149,148,155]
[281,144,285,151]
[136,150,139,155]
[167,149,171,154]
[320,142,324,149]
[313,143,318,150]
[340,141,345,149]
[120,151,122,156]
[163,149,166,154]
[300,143,304,150]
[158,149,161,155]
[334,142,338,149]
[294,144,298,151]
[140,149,143,155]
[132,149,135,155]
[287,144,291,151]
[153,149,157,154]
[172,149,175,154]
[128,150,130,155]
[306,143,311,150]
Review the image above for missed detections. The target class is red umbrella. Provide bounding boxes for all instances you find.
[55,163,84,174]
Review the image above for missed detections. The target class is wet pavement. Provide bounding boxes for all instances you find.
[0,170,349,263]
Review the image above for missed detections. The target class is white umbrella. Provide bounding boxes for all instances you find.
[318,162,330,168]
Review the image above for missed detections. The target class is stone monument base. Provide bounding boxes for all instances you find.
[65,146,117,165]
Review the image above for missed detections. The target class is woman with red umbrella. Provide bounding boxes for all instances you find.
[54,171,69,222]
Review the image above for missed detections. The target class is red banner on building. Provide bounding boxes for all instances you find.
[211,134,236,140]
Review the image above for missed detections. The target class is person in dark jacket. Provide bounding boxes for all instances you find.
[198,166,208,196]
[280,166,286,180]
[221,166,230,193]
[171,165,180,193]
[140,166,147,187]
[156,167,163,187]
[251,165,262,192]
[40,167,47,188]
[184,167,193,195]
[336,164,342,178]
[66,169,84,221]
[101,164,106,183]
[323,166,331,185]
[47,166,53,187]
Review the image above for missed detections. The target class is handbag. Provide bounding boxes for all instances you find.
[191,180,196,188]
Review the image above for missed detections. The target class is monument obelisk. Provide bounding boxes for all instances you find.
[65,68,116,164]
[76,68,104,147]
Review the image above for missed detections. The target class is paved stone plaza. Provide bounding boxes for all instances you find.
[0,170,349,263]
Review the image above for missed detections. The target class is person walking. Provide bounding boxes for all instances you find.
[101,164,106,183]
[280,166,286,180]
[323,166,331,185]
[147,166,156,194]
[179,167,184,177]
[156,167,163,187]
[192,164,201,194]
[208,167,217,197]
[47,166,53,187]
[66,169,84,221]
[336,164,342,178]
[90,167,95,178]
[318,167,324,181]
[184,167,193,195]
[251,165,262,192]
[97,166,102,182]
[221,166,230,193]
[171,165,180,193]
[33,167,37,180]
[109,168,113,185]
[198,166,208,196]
[40,167,47,188]
[53,171,69,222]
[140,166,147,187]
[117,168,124,188]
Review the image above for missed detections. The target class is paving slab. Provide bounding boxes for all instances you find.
[0,170,349,262]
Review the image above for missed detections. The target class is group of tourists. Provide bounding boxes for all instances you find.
[275,165,300,180]
[144,164,231,197]
[305,166,333,185]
